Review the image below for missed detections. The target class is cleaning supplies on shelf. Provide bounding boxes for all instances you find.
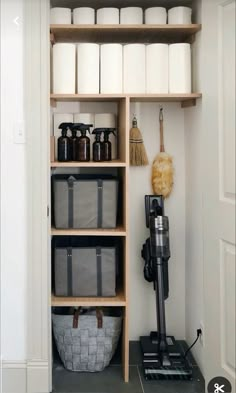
[57,123,73,162]
[152,108,174,198]
[73,123,93,162]
[70,125,82,161]
[103,129,117,161]
[129,116,149,166]
[92,128,117,161]
[94,113,117,159]
[92,128,104,162]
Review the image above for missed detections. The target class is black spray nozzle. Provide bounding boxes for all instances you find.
[103,128,116,140]
[59,122,74,131]
[73,123,93,135]
[93,128,116,137]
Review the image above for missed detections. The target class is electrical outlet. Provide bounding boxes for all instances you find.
[199,321,204,347]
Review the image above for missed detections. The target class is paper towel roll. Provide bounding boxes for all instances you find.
[53,44,76,94]
[100,44,123,94]
[146,44,168,93]
[169,43,191,93]
[77,44,99,94]
[97,8,119,24]
[73,8,95,24]
[50,7,71,24]
[74,113,95,157]
[123,44,146,93]
[120,7,143,24]
[95,113,117,159]
[53,113,74,160]
[145,7,167,24]
[168,7,192,24]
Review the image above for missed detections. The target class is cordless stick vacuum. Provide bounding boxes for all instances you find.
[140,195,193,380]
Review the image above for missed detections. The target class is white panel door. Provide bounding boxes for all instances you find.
[202,0,236,391]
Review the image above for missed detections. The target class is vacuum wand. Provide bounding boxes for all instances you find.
[149,214,171,367]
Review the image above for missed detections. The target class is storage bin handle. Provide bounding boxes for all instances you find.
[72,307,103,329]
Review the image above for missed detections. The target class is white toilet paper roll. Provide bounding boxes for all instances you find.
[50,8,71,24]
[120,7,143,24]
[100,44,123,94]
[145,7,167,24]
[169,43,191,93]
[74,113,95,156]
[95,113,117,159]
[73,8,95,24]
[53,44,76,94]
[53,113,74,160]
[97,8,119,24]
[74,113,95,127]
[123,44,146,93]
[77,44,99,94]
[146,44,168,93]
[168,7,192,24]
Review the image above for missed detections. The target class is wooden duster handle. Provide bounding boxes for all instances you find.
[159,108,165,153]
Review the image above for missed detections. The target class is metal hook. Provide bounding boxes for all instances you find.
[159,107,163,121]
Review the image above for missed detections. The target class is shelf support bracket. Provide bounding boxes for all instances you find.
[50,32,55,45]
[181,99,197,108]
[185,34,196,44]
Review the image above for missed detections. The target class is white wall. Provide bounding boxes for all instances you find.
[0,0,27,360]
[129,103,186,340]
[184,0,204,373]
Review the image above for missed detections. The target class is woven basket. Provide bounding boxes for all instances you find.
[52,309,122,372]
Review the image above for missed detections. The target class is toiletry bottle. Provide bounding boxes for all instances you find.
[103,128,116,161]
[92,128,104,161]
[70,123,83,161]
[76,124,93,161]
[58,122,73,162]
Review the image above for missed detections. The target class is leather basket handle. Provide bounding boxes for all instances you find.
[96,308,103,329]
[72,307,103,329]
[73,308,80,329]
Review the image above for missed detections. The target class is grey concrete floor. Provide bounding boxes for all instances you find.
[52,341,205,393]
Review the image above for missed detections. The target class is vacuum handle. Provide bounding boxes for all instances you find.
[159,108,165,153]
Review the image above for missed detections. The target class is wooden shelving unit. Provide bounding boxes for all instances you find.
[50,93,202,108]
[51,226,127,236]
[51,160,126,167]
[50,22,202,383]
[50,24,201,44]
[52,287,126,307]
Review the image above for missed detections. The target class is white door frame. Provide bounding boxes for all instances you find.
[25,0,51,392]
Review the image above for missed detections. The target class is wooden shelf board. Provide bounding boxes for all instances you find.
[50,94,126,102]
[51,288,126,307]
[51,160,127,168]
[50,93,202,106]
[51,226,126,236]
[50,24,201,44]
[130,93,202,103]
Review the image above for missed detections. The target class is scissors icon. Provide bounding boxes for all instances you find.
[214,383,225,393]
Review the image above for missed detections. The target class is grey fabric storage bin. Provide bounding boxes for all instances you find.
[54,245,117,297]
[52,175,118,229]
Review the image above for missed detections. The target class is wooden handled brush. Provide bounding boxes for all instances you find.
[152,108,174,198]
[129,115,149,166]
